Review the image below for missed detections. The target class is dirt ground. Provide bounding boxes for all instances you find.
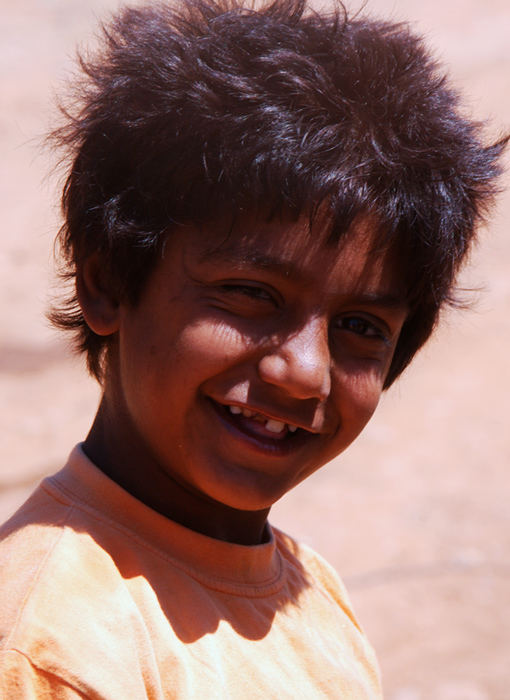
[1,1,509,698]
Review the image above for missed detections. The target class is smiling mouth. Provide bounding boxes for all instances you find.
[227,405,299,438]
[211,400,313,447]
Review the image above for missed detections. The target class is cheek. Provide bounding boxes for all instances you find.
[334,365,386,430]
[125,316,256,396]
[168,318,257,373]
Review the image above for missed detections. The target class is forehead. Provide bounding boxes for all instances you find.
[181,211,406,300]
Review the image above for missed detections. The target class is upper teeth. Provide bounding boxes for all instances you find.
[265,419,286,433]
[228,405,298,434]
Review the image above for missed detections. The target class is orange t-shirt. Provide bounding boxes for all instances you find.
[0,446,382,698]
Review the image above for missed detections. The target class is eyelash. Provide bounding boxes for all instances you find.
[336,316,389,343]
[220,283,275,303]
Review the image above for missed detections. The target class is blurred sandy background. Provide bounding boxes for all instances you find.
[1,1,509,698]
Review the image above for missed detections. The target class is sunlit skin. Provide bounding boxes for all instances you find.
[79,213,409,545]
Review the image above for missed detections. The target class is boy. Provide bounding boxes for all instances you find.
[0,0,505,697]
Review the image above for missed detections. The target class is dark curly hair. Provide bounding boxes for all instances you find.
[49,0,507,386]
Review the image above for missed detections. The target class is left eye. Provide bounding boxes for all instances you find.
[337,316,387,340]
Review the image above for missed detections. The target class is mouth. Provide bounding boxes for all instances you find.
[225,404,300,438]
[210,399,318,454]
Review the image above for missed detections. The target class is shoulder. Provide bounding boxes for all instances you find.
[0,481,149,697]
[272,525,363,631]
[0,482,72,641]
[273,526,349,594]
[272,525,382,694]
[0,482,121,643]
[0,446,145,641]
[0,475,140,638]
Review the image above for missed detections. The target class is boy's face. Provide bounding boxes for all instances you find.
[109,213,408,513]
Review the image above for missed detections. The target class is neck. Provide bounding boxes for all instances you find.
[83,396,271,546]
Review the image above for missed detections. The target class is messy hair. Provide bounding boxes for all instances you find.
[50,0,506,386]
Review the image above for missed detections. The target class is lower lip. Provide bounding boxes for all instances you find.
[209,399,315,457]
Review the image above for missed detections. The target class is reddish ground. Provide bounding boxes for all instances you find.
[1,1,509,697]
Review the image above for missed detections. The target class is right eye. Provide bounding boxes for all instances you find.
[219,283,274,302]
[210,282,280,318]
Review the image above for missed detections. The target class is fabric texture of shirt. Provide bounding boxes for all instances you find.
[0,445,382,698]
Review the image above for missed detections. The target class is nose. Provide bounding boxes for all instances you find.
[257,317,331,401]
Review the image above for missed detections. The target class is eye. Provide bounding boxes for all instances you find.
[216,282,280,307]
[210,282,281,318]
[336,316,389,342]
[221,283,274,302]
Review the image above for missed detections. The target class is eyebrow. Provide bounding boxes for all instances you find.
[198,249,302,278]
[346,292,409,311]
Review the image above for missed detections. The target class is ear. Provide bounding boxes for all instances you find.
[76,254,120,336]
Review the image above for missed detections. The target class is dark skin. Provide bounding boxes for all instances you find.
[81,247,272,545]
[84,394,272,545]
[79,214,408,545]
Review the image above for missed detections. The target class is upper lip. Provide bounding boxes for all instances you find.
[215,399,326,434]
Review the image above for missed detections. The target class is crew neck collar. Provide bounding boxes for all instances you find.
[46,445,284,594]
